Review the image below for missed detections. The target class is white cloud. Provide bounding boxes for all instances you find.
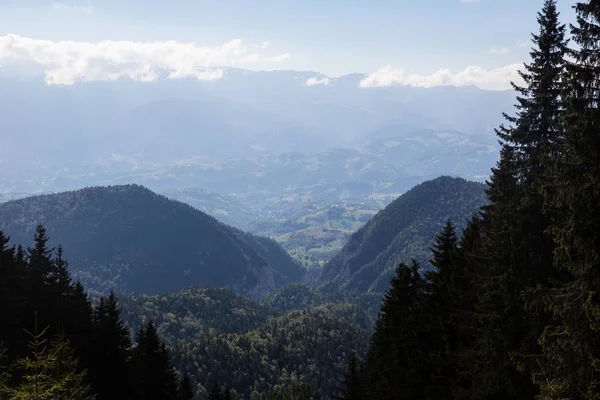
[261,41,271,49]
[304,76,331,86]
[359,64,523,91]
[490,47,509,54]
[52,1,93,14]
[0,34,290,85]
[516,39,528,47]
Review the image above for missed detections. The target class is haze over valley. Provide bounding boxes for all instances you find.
[2,1,598,399]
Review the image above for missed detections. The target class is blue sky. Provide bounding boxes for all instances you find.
[0,0,577,88]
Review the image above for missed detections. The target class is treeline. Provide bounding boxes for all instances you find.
[0,224,205,399]
[334,1,600,399]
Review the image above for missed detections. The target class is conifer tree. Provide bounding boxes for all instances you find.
[361,260,427,399]
[472,1,569,391]
[333,350,361,400]
[177,373,195,400]
[498,0,568,183]
[52,245,72,297]
[65,281,95,384]
[0,231,25,362]
[451,216,483,399]
[132,320,178,400]
[1,320,94,400]
[422,220,462,398]
[24,225,57,335]
[209,381,223,400]
[91,291,133,399]
[474,144,538,399]
[533,2,600,398]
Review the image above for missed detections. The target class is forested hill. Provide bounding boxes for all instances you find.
[118,285,373,398]
[0,184,305,297]
[318,176,487,293]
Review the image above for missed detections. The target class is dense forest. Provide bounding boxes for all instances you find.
[1,1,600,399]
[117,285,380,398]
[318,176,487,293]
[0,225,198,399]
[333,1,600,399]
[0,184,304,297]
[0,227,369,399]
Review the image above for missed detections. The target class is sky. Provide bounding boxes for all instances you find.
[0,0,578,90]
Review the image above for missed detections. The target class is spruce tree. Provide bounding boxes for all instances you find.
[452,216,483,399]
[333,350,361,400]
[177,373,195,400]
[132,320,178,400]
[472,2,569,395]
[418,221,459,399]
[0,230,25,362]
[209,381,223,400]
[474,145,537,399]
[25,225,56,336]
[361,260,427,399]
[533,2,600,398]
[1,321,94,400]
[91,291,133,399]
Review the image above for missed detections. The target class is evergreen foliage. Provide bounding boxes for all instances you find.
[0,228,192,400]
[332,2,600,399]
[319,176,487,293]
[0,184,304,296]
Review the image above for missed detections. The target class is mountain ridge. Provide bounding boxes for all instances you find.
[0,184,305,297]
[318,176,487,293]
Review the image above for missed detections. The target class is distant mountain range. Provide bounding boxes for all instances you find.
[0,130,497,201]
[2,69,508,244]
[318,176,488,293]
[0,184,305,297]
[1,67,510,176]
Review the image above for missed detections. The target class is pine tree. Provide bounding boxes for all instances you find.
[471,2,570,391]
[361,260,427,399]
[91,291,133,399]
[452,216,483,399]
[52,246,72,297]
[24,225,57,336]
[0,319,94,400]
[422,220,467,398]
[498,0,568,184]
[209,381,223,400]
[132,320,178,400]
[64,282,95,385]
[474,145,537,399]
[333,350,361,400]
[0,230,26,362]
[177,373,195,400]
[533,2,600,398]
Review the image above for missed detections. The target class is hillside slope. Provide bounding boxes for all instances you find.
[0,184,305,297]
[318,176,487,293]
[119,286,371,398]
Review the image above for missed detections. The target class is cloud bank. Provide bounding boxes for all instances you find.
[359,64,523,91]
[0,34,290,85]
